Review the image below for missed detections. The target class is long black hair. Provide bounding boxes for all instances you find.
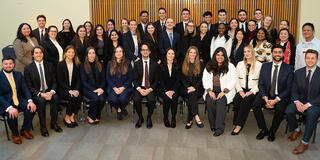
[61,19,75,34]
[160,48,179,70]
[90,24,107,47]
[16,23,35,42]
[251,27,270,47]
[213,23,230,42]
[232,28,247,49]
[206,47,229,76]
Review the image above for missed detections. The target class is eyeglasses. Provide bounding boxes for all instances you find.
[141,49,150,52]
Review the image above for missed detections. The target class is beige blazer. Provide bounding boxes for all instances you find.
[13,37,39,73]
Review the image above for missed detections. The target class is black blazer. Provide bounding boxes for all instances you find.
[182,34,196,59]
[122,31,140,61]
[230,42,246,67]
[279,41,296,67]
[70,39,88,63]
[269,28,278,44]
[79,63,106,95]
[58,31,75,49]
[143,36,161,62]
[88,37,109,63]
[41,39,63,66]
[158,31,181,58]
[24,61,57,97]
[56,61,80,96]
[105,39,122,63]
[174,22,185,37]
[137,23,146,41]
[291,66,320,106]
[154,20,166,37]
[258,62,294,101]
[238,21,249,33]
[133,59,159,90]
[180,62,205,94]
[158,64,181,94]
[192,33,212,64]
[33,28,48,44]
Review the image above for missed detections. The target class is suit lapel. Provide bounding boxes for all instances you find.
[309,67,320,92]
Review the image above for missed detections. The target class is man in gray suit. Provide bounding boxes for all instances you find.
[286,49,320,154]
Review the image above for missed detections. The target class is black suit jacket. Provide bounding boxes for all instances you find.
[143,37,161,62]
[41,39,63,66]
[197,24,216,37]
[238,21,249,33]
[174,22,185,37]
[70,39,88,63]
[180,62,205,94]
[230,43,246,67]
[56,61,80,96]
[158,31,181,58]
[24,61,57,97]
[192,33,212,64]
[33,28,48,44]
[258,62,294,101]
[158,64,181,94]
[79,63,106,95]
[154,20,166,37]
[137,23,146,41]
[133,59,159,90]
[291,66,320,106]
[122,32,140,61]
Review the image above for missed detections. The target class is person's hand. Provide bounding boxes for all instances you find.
[8,107,18,119]
[244,91,253,97]
[239,91,245,98]
[208,91,216,100]
[216,92,225,99]
[301,104,310,113]
[41,93,51,101]
[27,101,37,112]
[69,90,74,97]
[166,91,174,99]
[138,88,147,96]
[73,90,79,97]
[295,101,304,112]
[187,87,196,93]
[118,87,125,94]
[157,60,161,64]
[113,87,121,94]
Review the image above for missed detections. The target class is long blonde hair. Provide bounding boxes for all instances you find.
[109,46,128,76]
[63,45,81,67]
[243,45,257,75]
[182,46,201,76]
[262,15,274,36]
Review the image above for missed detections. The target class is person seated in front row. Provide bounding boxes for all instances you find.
[133,42,159,129]
[286,49,320,154]
[24,46,62,137]
[106,46,133,120]
[252,44,294,142]
[80,47,106,125]
[0,56,36,144]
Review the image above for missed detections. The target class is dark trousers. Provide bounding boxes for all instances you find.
[33,94,59,129]
[253,95,288,133]
[60,91,81,116]
[4,100,35,136]
[133,89,156,119]
[108,89,132,110]
[233,93,256,127]
[159,92,178,121]
[285,103,320,142]
[84,92,106,120]
[205,93,227,134]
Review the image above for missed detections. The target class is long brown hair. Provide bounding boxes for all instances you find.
[73,25,88,50]
[243,45,257,75]
[182,46,201,76]
[84,47,102,74]
[63,45,81,67]
[262,15,275,37]
[184,21,197,37]
[109,46,128,76]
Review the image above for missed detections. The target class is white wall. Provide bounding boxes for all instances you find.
[0,0,90,50]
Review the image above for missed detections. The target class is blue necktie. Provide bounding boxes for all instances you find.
[169,32,173,47]
[39,64,45,93]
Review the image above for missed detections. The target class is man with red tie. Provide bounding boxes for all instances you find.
[133,42,159,129]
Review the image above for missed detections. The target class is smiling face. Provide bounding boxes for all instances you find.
[85,23,92,33]
[203,15,212,24]
[78,27,86,39]
[236,31,244,41]
[147,24,155,35]
[87,49,96,62]
[107,21,115,31]
[48,27,58,39]
[96,26,104,36]
[216,51,225,64]
[37,17,46,28]
[65,48,75,60]
[218,24,226,36]
[1,59,15,73]
[279,21,289,29]
[165,18,174,30]
[279,30,289,42]
[158,9,166,20]
[302,25,315,40]
[188,48,197,62]
[129,21,137,32]
[110,31,119,41]
[33,48,44,63]
[254,10,263,21]
[238,11,247,22]
[166,49,175,62]
[63,20,71,30]
[230,19,238,29]
[199,23,208,34]
[263,16,272,28]
[218,12,227,22]
[305,52,318,69]
[257,29,266,41]
[244,47,253,60]
[272,47,284,62]
[248,21,256,31]
[114,47,124,60]
[140,44,151,59]
[186,22,195,33]
[140,13,149,24]
[21,24,31,37]
[181,10,190,21]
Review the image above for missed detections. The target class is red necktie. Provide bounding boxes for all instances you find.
[144,61,149,89]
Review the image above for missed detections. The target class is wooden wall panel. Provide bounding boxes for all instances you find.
[91,0,299,39]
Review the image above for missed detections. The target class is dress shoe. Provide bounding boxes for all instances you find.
[185,121,193,129]
[64,119,75,128]
[195,121,204,128]
[135,118,144,128]
[71,121,79,127]
[20,130,34,139]
[11,135,22,144]
[256,129,269,140]
[213,132,222,137]
[40,128,49,137]
[117,111,123,120]
[211,128,216,132]
[267,131,276,142]
[51,123,63,132]
[231,127,243,136]
[171,119,176,128]
[293,142,308,154]
[288,130,302,142]
[121,108,128,116]
[164,119,170,128]
[146,118,153,129]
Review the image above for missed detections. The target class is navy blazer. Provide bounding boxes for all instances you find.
[291,66,320,106]
[154,20,166,37]
[106,61,133,94]
[230,42,246,67]
[0,70,31,115]
[79,63,106,95]
[258,62,294,101]
[158,31,181,58]
[122,31,140,61]
[174,22,185,37]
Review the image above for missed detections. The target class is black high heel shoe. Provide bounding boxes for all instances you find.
[63,119,74,128]
[231,127,243,135]
[185,121,193,129]
[195,121,204,128]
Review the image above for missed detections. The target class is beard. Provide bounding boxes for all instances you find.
[272,56,283,62]
[3,69,13,73]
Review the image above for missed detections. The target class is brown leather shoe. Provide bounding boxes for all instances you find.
[20,130,34,139]
[288,130,302,141]
[11,136,22,144]
[293,142,308,154]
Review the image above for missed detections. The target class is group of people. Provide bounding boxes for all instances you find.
[1,7,320,155]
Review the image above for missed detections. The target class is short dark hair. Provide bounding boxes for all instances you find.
[305,49,319,58]
[181,8,190,14]
[271,44,284,52]
[281,20,290,27]
[203,11,212,17]
[238,9,247,15]
[158,8,166,13]
[2,56,15,63]
[140,42,150,50]
[248,19,257,24]
[107,19,115,25]
[218,9,227,14]
[31,46,45,56]
[140,10,149,16]
[36,15,46,21]
[255,9,262,13]
[302,23,314,30]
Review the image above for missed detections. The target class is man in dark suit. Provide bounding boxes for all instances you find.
[174,8,190,37]
[154,8,167,37]
[159,18,182,62]
[213,9,228,32]
[253,44,294,142]
[32,15,47,44]
[24,46,62,137]
[133,43,159,129]
[238,9,249,33]
[199,11,216,36]
[0,57,36,144]
[286,49,320,154]
[137,10,149,41]
[122,19,140,62]
[254,9,263,29]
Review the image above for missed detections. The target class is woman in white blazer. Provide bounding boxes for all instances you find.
[231,45,262,135]
[202,47,237,136]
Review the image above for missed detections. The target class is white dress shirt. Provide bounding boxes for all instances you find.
[131,32,139,56]
[271,61,282,100]
[34,61,48,92]
[50,38,63,62]
[67,63,73,86]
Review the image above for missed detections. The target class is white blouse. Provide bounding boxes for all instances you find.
[210,35,233,58]
[50,38,64,62]
[67,63,73,86]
